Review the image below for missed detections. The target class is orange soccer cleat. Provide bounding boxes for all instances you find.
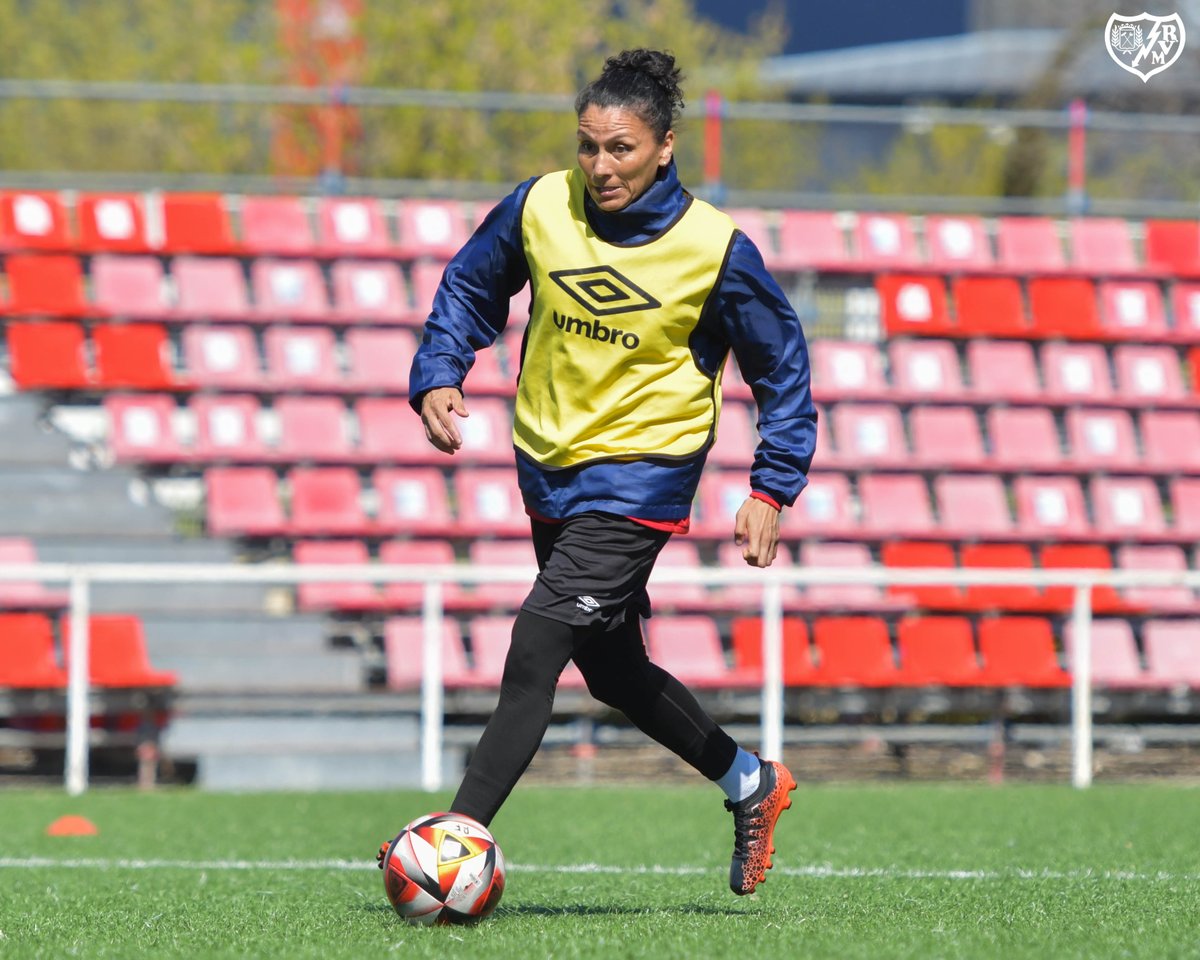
[724,758,797,895]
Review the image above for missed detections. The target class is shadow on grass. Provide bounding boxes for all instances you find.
[358,902,750,920]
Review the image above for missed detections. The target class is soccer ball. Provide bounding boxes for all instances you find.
[378,812,506,925]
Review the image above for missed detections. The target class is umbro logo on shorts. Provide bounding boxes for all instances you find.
[575,595,601,614]
[548,265,661,316]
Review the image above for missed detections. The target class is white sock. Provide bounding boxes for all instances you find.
[716,748,761,803]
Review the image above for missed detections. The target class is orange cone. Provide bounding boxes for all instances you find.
[46,815,98,837]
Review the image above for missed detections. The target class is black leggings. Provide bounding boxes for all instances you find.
[451,608,739,826]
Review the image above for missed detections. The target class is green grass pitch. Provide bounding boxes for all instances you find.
[1,782,1198,958]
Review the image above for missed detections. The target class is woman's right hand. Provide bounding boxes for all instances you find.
[419,387,469,454]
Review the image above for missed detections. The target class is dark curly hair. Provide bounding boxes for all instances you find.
[574,48,684,143]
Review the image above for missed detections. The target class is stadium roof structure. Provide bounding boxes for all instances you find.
[760,28,1200,102]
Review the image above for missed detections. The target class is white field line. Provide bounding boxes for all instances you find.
[0,857,1196,882]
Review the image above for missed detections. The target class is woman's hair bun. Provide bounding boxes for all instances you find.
[575,48,685,141]
[601,49,684,116]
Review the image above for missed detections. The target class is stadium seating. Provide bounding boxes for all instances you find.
[995,216,1066,272]
[0,191,73,251]
[910,407,985,469]
[953,276,1028,338]
[924,215,993,271]
[877,274,953,337]
[5,254,91,316]
[91,256,173,320]
[159,193,240,254]
[77,193,150,252]
[858,474,936,537]
[1063,619,1147,688]
[729,616,816,686]
[966,340,1042,402]
[250,259,331,322]
[1098,281,1167,340]
[895,616,984,686]
[1143,219,1200,277]
[1141,620,1200,688]
[852,212,921,269]
[1069,217,1139,275]
[293,540,384,613]
[773,210,850,272]
[7,321,91,388]
[0,613,68,688]
[1064,408,1139,471]
[810,616,900,686]
[960,543,1045,613]
[976,617,1070,687]
[92,323,182,390]
[331,261,410,324]
[0,538,68,610]
[1028,278,1102,339]
[173,257,254,322]
[378,538,464,610]
[645,616,740,688]
[317,197,395,258]
[888,340,967,402]
[383,616,474,690]
[988,407,1064,471]
[190,394,267,461]
[344,328,417,393]
[811,339,889,400]
[934,474,1013,538]
[373,468,455,536]
[105,394,186,463]
[239,196,316,256]
[204,467,287,537]
[60,614,177,688]
[880,541,962,611]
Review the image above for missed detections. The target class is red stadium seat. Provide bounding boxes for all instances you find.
[1112,345,1186,403]
[466,615,515,687]
[774,210,851,271]
[880,541,962,611]
[374,468,454,536]
[859,474,936,537]
[924,215,993,271]
[1091,476,1167,539]
[709,402,757,468]
[274,396,353,462]
[463,345,515,397]
[378,539,464,610]
[895,616,983,686]
[646,616,737,688]
[1028,277,1101,339]
[384,616,474,690]
[181,326,262,390]
[396,199,469,261]
[263,327,342,391]
[1064,408,1139,471]
[1170,283,1200,339]
[6,321,91,389]
[453,397,514,464]
[466,540,538,610]
[1117,544,1194,611]
[1141,411,1200,472]
[726,208,777,268]
[1097,281,1167,340]
[0,613,66,688]
[159,193,239,254]
[4,254,91,316]
[966,340,1041,402]
[1040,342,1114,402]
[77,193,149,252]
[287,467,370,536]
[781,472,857,540]
[407,260,446,324]
[105,394,184,463]
[250,259,331,322]
[205,467,286,537]
[331,261,411,324]
[0,191,72,251]
[810,616,899,686]
[877,275,953,337]
[811,340,888,400]
[344,327,416,394]
[1040,544,1123,613]
[238,195,315,256]
[92,323,181,390]
[800,541,885,610]
[1143,219,1200,277]
[729,616,815,686]
[888,340,966,401]
[1172,478,1200,539]
[1063,619,1147,688]
[1142,620,1200,688]
[317,197,395,257]
[648,539,709,612]
[995,216,1066,273]
[1069,218,1139,275]
[693,471,749,539]
[987,407,1064,471]
[961,543,1046,613]
[0,539,67,611]
[1013,476,1090,539]
[172,257,253,322]
[714,541,800,610]
[934,474,1014,538]
[910,407,985,469]
[853,213,921,268]
[454,468,527,537]
[977,617,1070,687]
[91,255,172,320]
[953,276,1029,338]
[356,397,423,463]
[293,540,384,613]
[189,395,267,462]
[830,404,908,468]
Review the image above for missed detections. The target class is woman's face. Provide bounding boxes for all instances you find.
[576,104,674,213]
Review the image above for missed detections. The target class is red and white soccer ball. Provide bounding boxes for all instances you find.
[379,812,506,925]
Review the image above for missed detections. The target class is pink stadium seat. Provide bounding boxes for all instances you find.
[189,395,267,462]
[774,210,851,271]
[172,256,253,322]
[1098,281,1167,340]
[1040,342,1114,402]
[858,474,936,537]
[384,616,474,690]
[287,467,370,536]
[453,397,514,464]
[830,403,908,468]
[1112,345,1186,403]
[1013,476,1090,539]
[273,396,353,462]
[374,468,454,536]
[1140,411,1200,472]
[646,616,735,688]
[396,199,469,261]
[995,216,1066,272]
[463,345,515,396]
[715,541,800,610]
[205,467,286,536]
[1063,619,1147,688]
[961,543,1047,613]
[1117,544,1195,612]
[0,191,73,251]
[810,616,900,687]
[934,474,1014,538]
[1141,620,1200,688]
[987,407,1064,471]
[888,340,965,401]
[953,276,1029,338]
[293,540,384,613]
[378,539,464,610]
[467,616,514,687]
[181,326,262,390]
[881,540,962,611]
[895,616,983,686]
[92,323,181,390]
[1041,544,1124,614]
[1091,476,1166,539]
[1028,277,1102,339]
[7,322,91,389]
[1169,283,1200,339]
[250,259,331,322]
[467,540,538,610]
[1069,218,1139,275]
[877,274,953,337]
[1064,408,1138,471]
[453,468,528,537]
[4,254,91,316]
[693,471,750,539]
[853,213,921,268]
[344,327,416,394]
[648,539,709,612]
[263,327,342,391]
[909,406,985,469]
[966,340,1042,402]
[331,260,411,324]
[923,215,993,271]
[977,617,1070,687]
[800,540,885,610]
[0,613,66,688]
[507,282,532,326]
[77,193,149,253]
[407,260,446,324]
[355,397,423,463]
[726,208,777,268]
[709,402,757,468]
[317,197,395,257]
[1143,219,1200,277]
[159,193,239,255]
[105,394,184,463]
[61,613,177,689]
[810,340,888,401]
[238,195,315,256]
[780,472,857,540]
[729,616,815,686]
[0,538,68,611]
[91,255,172,320]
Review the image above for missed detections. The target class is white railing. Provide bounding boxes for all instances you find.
[3,561,1200,796]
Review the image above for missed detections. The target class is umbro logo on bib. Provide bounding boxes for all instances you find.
[548,265,662,316]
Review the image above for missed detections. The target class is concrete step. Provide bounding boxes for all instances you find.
[0,470,175,537]
[189,747,465,791]
[0,396,75,465]
[141,615,333,658]
[156,651,364,694]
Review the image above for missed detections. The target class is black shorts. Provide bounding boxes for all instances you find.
[521,512,672,630]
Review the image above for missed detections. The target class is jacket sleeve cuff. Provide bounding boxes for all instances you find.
[750,490,782,511]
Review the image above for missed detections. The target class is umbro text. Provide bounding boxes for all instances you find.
[552,310,640,350]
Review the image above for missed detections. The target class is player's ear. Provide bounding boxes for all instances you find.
[658,129,674,168]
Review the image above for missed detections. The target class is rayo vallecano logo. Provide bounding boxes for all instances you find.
[1105,12,1186,82]
[548,265,661,316]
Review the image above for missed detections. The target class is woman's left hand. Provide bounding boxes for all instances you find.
[733,497,780,568]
